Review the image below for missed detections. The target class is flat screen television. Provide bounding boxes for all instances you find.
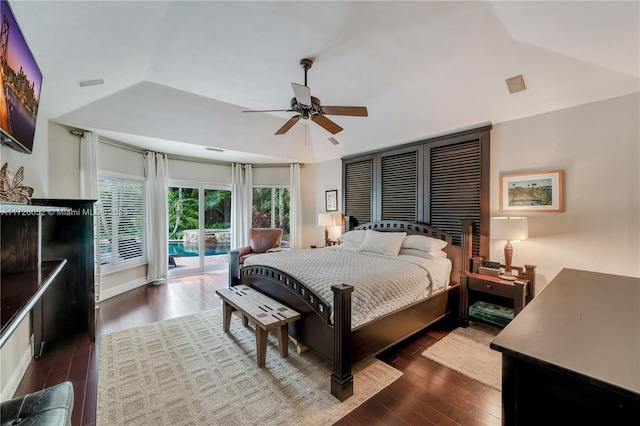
[0,0,42,154]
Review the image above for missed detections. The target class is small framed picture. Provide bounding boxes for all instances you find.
[325,189,338,212]
[500,170,564,212]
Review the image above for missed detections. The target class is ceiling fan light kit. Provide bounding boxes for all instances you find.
[243,58,368,135]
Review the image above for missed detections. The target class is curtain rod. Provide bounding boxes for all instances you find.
[70,130,299,168]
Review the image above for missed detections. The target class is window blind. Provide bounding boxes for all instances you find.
[381,151,417,221]
[344,159,373,226]
[98,175,147,271]
[430,140,481,252]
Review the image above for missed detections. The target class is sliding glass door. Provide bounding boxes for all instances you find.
[168,182,231,277]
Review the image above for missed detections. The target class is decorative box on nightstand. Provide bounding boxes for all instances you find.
[458,257,536,328]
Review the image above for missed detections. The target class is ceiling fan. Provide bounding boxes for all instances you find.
[242,58,368,135]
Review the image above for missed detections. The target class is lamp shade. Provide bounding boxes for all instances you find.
[318,213,333,227]
[491,217,529,241]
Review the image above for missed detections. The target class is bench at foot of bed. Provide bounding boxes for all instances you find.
[216,285,300,367]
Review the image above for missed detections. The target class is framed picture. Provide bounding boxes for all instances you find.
[325,189,338,212]
[500,170,564,212]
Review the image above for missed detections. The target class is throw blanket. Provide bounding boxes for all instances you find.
[243,247,451,328]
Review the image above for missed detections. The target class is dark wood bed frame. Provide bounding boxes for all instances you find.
[228,219,473,401]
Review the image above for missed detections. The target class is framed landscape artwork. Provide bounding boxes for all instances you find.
[500,170,564,212]
[326,189,338,212]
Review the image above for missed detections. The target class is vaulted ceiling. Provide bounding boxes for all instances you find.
[10,0,639,164]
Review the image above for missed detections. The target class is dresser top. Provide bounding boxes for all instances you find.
[491,268,640,395]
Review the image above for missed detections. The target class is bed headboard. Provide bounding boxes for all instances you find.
[352,219,472,286]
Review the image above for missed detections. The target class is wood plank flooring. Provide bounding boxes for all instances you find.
[12,271,501,425]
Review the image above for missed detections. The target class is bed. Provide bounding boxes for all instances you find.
[228,219,473,401]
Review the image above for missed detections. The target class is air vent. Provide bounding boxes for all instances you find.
[328,137,340,145]
[205,147,224,152]
[78,78,105,87]
[505,75,526,94]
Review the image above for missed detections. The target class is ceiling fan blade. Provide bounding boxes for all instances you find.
[275,115,301,135]
[291,83,312,106]
[321,106,368,117]
[242,109,293,113]
[312,114,343,134]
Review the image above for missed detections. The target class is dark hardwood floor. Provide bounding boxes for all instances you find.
[13,271,501,425]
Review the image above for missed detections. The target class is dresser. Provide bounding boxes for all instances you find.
[1,200,96,356]
[490,268,640,425]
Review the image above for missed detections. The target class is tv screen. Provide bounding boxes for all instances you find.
[0,0,42,154]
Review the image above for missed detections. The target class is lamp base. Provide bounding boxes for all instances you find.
[499,274,518,281]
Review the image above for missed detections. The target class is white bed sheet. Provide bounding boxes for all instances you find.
[243,246,452,328]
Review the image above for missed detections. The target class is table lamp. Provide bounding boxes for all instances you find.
[491,217,529,280]
[318,213,333,247]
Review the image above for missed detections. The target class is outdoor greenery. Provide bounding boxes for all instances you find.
[252,187,290,240]
[168,187,231,240]
[167,186,289,242]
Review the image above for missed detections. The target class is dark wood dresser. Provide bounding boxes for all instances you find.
[490,268,639,425]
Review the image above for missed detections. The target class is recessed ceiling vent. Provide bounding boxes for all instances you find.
[505,74,526,94]
[328,137,340,145]
[78,78,105,87]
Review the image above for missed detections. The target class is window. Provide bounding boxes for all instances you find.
[252,187,290,248]
[98,174,147,271]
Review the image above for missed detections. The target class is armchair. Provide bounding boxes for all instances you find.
[235,228,283,266]
[229,228,283,286]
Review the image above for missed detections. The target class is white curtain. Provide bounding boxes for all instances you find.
[231,163,253,249]
[79,131,101,299]
[289,163,302,250]
[80,132,99,198]
[145,152,169,282]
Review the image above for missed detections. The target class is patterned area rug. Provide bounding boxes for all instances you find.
[97,309,402,425]
[421,322,502,391]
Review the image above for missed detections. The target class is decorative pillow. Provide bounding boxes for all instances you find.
[338,230,366,245]
[401,234,448,252]
[399,248,448,259]
[360,229,407,257]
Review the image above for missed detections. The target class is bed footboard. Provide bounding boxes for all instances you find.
[229,254,356,400]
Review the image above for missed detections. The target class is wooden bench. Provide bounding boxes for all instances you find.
[216,285,300,367]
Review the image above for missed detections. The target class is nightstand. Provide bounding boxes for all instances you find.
[459,260,536,328]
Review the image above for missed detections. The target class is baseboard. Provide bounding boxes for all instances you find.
[1,345,32,401]
[98,277,149,301]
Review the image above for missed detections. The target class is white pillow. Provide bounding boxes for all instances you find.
[335,241,361,251]
[401,234,448,252]
[399,248,448,259]
[360,229,407,257]
[338,230,366,245]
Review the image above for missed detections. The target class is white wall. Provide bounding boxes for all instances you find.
[0,110,51,197]
[309,159,343,246]
[490,93,639,292]
[48,122,81,198]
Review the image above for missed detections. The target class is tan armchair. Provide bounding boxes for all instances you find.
[235,228,283,265]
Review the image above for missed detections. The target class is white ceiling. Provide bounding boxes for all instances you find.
[10,0,640,164]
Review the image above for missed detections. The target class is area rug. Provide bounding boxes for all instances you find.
[421,322,502,391]
[97,309,402,425]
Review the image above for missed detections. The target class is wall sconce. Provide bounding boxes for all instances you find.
[491,216,529,280]
[318,213,334,247]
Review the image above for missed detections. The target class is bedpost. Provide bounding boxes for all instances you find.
[524,264,537,302]
[460,219,474,272]
[229,250,240,286]
[344,215,357,232]
[331,283,354,401]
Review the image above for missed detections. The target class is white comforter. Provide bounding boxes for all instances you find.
[243,246,452,328]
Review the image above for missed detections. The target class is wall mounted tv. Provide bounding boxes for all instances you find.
[0,0,42,154]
